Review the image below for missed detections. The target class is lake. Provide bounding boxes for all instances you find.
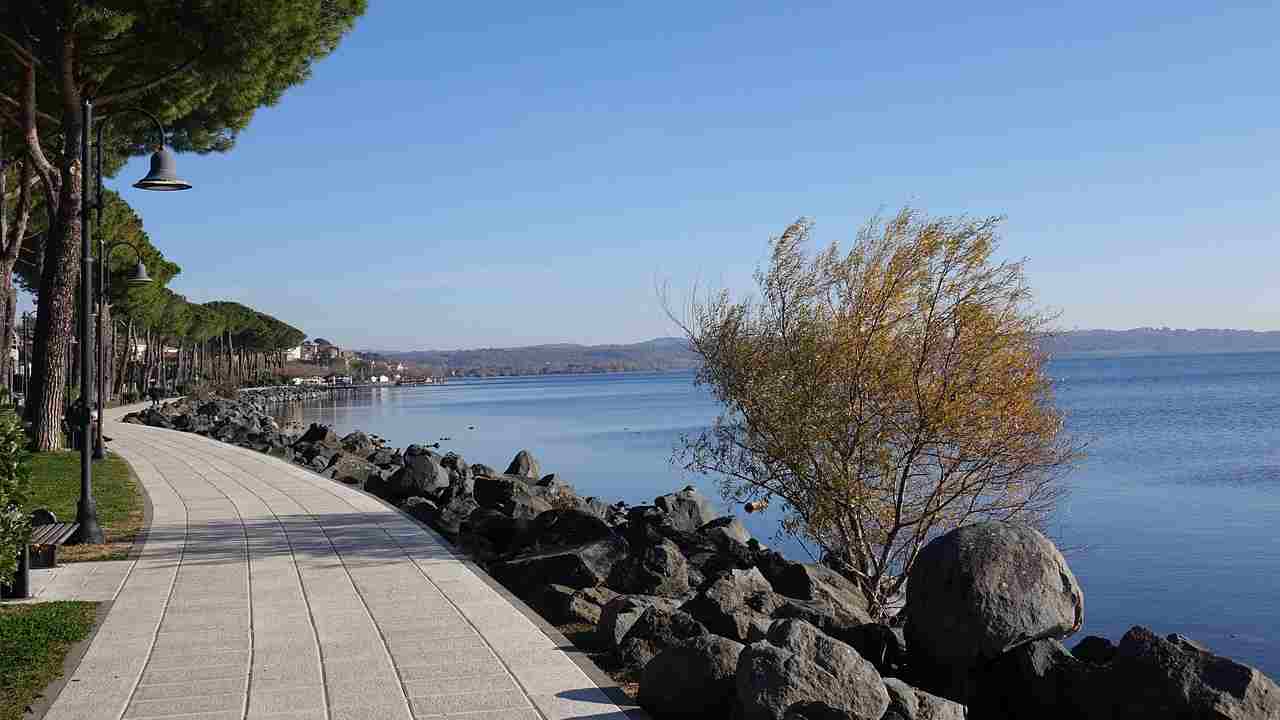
[273,351,1280,675]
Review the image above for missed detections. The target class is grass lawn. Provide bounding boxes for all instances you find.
[0,602,97,720]
[23,452,144,562]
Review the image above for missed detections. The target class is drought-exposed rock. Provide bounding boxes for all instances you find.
[523,509,616,551]
[736,619,889,720]
[597,595,681,653]
[698,515,752,548]
[326,452,381,487]
[1073,635,1118,665]
[640,634,745,717]
[490,536,628,592]
[654,486,718,533]
[882,678,966,720]
[607,538,691,597]
[474,475,553,519]
[505,449,542,480]
[380,444,449,502]
[905,521,1084,702]
[617,605,708,670]
[683,567,784,643]
[1109,626,1280,720]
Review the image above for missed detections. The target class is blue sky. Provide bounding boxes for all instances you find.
[98,2,1278,350]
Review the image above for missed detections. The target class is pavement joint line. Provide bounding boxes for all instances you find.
[104,439,193,720]
[178,441,553,720]
[137,433,258,720]
[68,403,636,720]
[154,431,549,720]
[120,429,332,720]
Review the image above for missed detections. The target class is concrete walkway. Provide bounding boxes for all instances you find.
[43,403,630,720]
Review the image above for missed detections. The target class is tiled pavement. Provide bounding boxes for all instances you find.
[42,403,629,720]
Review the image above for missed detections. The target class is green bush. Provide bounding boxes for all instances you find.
[0,411,31,585]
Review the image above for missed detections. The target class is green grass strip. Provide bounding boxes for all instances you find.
[0,601,97,720]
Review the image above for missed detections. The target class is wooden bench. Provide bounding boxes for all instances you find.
[28,510,80,569]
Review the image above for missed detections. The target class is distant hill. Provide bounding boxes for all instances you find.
[1041,328,1280,356]
[380,337,698,377]
[370,329,1280,378]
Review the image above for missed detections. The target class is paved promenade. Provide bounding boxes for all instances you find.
[43,404,630,720]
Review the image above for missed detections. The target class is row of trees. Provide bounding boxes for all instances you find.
[1,1,366,449]
[10,188,306,403]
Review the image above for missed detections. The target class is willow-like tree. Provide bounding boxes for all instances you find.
[0,0,366,449]
[672,208,1079,619]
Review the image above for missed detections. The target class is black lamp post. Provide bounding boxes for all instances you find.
[92,241,152,460]
[74,98,190,544]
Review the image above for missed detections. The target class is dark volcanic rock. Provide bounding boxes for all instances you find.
[736,619,889,720]
[490,536,628,592]
[640,634,745,717]
[381,444,449,502]
[297,423,341,448]
[970,637,1104,719]
[524,509,617,551]
[340,430,376,456]
[504,449,542,480]
[654,486,718,533]
[882,678,966,720]
[698,515,751,548]
[529,584,618,626]
[683,567,784,643]
[327,452,381,487]
[1108,626,1280,720]
[471,463,498,478]
[607,538,690,597]
[597,595,681,653]
[904,521,1084,702]
[474,475,553,519]
[617,605,708,670]
[430,496,479,538]
[1073,635,1118,665]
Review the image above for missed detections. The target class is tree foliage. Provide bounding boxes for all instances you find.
[0,409,31,585]
[0,0,366,449]
[673,208,1079,618]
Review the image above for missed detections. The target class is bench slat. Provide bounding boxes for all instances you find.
[29,522,80,546]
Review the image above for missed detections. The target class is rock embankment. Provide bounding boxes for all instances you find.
[237,385,365,408]
[123,397,1280,720]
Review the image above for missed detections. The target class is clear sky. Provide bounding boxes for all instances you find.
[100,2,1278,350]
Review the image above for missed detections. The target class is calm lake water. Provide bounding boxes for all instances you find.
[274,351,1280,675]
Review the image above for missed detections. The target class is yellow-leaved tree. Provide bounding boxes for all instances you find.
[672,208,1079,620]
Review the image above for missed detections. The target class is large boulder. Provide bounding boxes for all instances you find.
[882,678,966,720]
[683,567,785,643]
[736,619,890,720]
[504,449,542,480]
[382,445,450,501]
[597,595,680,653]
[904,521,1084,701]
[296,423,341,448]
[340,430,376,456]
[524,509,617,551]
[490,536,628,592]
[429,496,479,538]
[474,475,553,519]
[640,634,745,717]
[326,452,381,487]
[698,515,752,548]
[968,637,1104,719]
[522,584,618,627]
[607,538,690,597]
[654,486,718,532]
[1108,626,1280,720]
[617,605,708,670]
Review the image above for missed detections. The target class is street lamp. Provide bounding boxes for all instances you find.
[74,98,190,544]
[92,240,153,460]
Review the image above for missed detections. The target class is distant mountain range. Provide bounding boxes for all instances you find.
[368,329,1280,377]
[1040,328,1280,356]
[379,337,698,377]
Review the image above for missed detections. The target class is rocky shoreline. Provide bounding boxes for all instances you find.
[123,395,1280,719]
[237,385,371,408]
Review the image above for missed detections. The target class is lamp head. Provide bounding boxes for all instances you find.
[134,147,191,191]
[126,261,152,287]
